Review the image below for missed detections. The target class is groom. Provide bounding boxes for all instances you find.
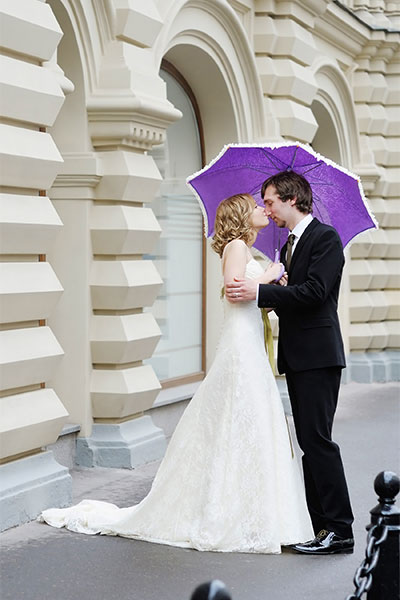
[226,171,354,555]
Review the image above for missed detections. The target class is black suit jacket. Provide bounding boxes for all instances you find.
[258,218,346,374]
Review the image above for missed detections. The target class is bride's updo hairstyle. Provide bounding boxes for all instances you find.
[211,193,255,258]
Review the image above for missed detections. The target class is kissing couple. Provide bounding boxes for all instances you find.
[40,170,354,556]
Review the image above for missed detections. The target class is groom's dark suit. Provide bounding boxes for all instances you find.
[258,217,353,538]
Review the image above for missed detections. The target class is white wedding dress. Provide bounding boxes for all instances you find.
[40,257,313,553]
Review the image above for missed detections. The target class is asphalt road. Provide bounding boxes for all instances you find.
[1,382,399,600]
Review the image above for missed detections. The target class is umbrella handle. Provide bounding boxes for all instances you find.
[274,249,280,262]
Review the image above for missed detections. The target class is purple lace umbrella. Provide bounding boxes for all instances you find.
[186,142,378,261]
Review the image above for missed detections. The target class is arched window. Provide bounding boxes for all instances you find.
[145,63,205,386]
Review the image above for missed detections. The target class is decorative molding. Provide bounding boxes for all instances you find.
[87,94,181,150]
[158,0,266,140]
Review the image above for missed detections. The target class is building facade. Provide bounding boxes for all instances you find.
[0,0,399,530]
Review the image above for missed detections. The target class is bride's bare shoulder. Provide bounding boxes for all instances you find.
[223,239,247,255]
[222,239,249,272]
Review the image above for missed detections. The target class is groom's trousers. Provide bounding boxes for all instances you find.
[285,366,354,539]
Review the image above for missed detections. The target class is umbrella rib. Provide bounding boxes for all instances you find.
[249,183,263,196]
[301,162,324,175]
[259,148,290,171]
[289,146,299,169]
[312,191,332,225]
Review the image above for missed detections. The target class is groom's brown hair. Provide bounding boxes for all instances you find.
[261,171,312,214]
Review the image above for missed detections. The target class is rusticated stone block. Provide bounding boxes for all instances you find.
[351,228,388,259]
[256,17,316,66]
[349,291,373,322]
[368,259,389,290]
[114,0,163,48]
[90,260,162,310]
[374,167,400,197]
[91,313,161,364]
[368,291,389,321]
[270,99,318,142]
[0,388,68,459]
[258,57,318,104]
[349,259,373,290]
[0,262,63,324]
[354,71,374,103]
[0,0,62,61]
[385,291,400,320]
[0,55,64,128]
[369,322,389,350]
[349,322,373,350]
[0,327,63,391]
[95,151,162,202]
[91,364,161,418]
[91,205,161,255]
[0,125,63,191]
[0,194,62,254]
[387,322,400,348]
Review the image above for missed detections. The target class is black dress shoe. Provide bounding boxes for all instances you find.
[291,529,354,555]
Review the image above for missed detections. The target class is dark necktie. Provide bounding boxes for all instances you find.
[286,234,296,269]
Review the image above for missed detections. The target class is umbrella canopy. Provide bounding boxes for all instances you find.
[186,142,378,261]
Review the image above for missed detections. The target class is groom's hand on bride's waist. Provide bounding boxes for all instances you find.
[225,278,258,302]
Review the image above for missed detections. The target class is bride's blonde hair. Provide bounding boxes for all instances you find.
[211,193,255,257]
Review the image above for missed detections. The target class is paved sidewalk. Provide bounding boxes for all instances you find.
[1,382,399,600]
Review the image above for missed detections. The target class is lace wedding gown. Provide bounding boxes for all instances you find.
[40,258,313,553]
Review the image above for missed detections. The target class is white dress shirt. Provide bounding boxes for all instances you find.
[256,213,314,302]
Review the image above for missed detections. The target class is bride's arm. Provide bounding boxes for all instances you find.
[225,260,285,303]
[222,240,247,295]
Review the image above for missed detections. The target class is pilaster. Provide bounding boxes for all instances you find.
[254,3,326,142]
[0,0,71,530]
[349,31,400,369]
[76,9,180,467]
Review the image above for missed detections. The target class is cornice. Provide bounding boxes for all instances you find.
[314,2,370,58]
[315,2,400,64]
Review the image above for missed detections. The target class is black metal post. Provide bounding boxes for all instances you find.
[367,471,400,600]
[191,580,232,600]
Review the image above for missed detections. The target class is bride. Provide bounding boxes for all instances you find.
[40,193,313,553]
